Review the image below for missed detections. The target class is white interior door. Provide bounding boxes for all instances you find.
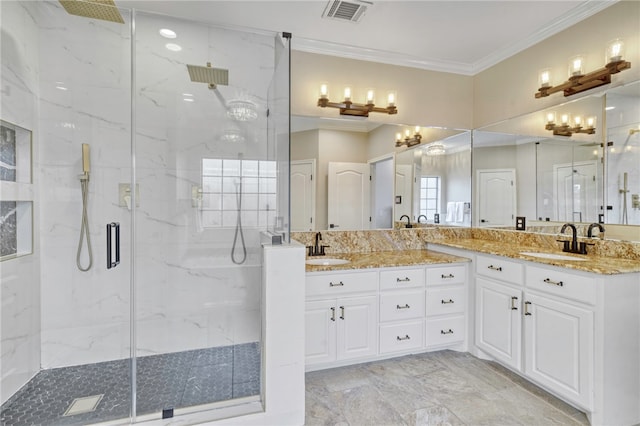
[328,162,370,230]
[290,160,315,231]
[476,169,516,227]
[395,164,413,221]
[553,161,597,223]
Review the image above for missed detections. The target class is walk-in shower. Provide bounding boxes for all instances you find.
[1,1,291,424]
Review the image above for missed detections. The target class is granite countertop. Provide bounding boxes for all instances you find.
[305,249,470,273]
[429,238,640,275]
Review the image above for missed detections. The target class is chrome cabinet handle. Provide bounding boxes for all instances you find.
[487,265,503,271]
[543,278,564,287]
[511,296,518,310]
[441,273,454,279]
[340,306,345,320]
[396,277,411,282]
[524,301,532,316]
[397,335,410,341]
[329,281,344,287]
[441,329,454,335]
[396,304,410,310]
[441,299,454,304]
[330,307,335,321]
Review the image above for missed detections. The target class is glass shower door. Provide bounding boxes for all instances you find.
[132,11,281,420]
[1,1,134,425]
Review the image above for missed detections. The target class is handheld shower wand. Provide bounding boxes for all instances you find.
[77,144,93,271]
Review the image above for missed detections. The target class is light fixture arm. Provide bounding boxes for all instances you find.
[536,60,631,98]
[317,97,397,117]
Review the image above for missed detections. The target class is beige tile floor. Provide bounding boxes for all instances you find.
[305,350,589,426]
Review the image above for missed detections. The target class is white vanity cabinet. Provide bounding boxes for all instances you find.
[425,265,467,348]
[379,267,425,354]
[472,253,640,425]
[305,261,469,371]
[305,271,378,367]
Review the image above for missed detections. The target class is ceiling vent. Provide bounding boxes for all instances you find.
[322,0,371,23]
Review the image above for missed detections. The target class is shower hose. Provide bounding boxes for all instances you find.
[231,179,247,265]
[76,174,93,271]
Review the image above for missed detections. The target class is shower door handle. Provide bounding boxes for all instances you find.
[107,222,120,269]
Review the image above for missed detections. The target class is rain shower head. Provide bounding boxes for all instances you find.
[59,0,124,24]
[187,62,229,89]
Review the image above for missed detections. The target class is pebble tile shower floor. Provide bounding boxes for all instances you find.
[1,342,260,425]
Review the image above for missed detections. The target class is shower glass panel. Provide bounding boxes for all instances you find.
[1,1,133,425]
[133,11,281,418]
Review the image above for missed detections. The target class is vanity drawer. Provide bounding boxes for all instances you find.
[380,290,425,322]
[476,254,524,285]
[306,271,378,297]
[426,286,466,316]
[426,264,466,286]
[526,265,596,305]
[379,321,424,354]
[379,268,425,290]
[425,315,465,348]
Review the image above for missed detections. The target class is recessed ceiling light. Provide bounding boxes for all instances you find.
[165,43,182,52]
[159,28,177,39]
[183,98,194,102]
[605,106,616,111]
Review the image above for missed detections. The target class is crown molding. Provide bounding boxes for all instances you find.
[293,1,617,77]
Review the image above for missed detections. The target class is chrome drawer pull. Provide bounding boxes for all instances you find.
[524,301,532,316]
[441,273,454,279]
[511,296,518,310]
[396,304,410,310]
[330,307,336,321]
[441,299,454,304]
[397,335,411,341]
[440,329,454,335]
[396,277,411,282]
[340,306,345,320]
[329,281,344,287]
[487,265,503,271]
[543,278,564,287]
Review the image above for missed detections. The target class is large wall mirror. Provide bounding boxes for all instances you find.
[473,79,639,236]
[291,115,471,231]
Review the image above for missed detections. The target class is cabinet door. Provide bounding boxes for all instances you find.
[524,293,593,409]
[476,277,522,370]
[337,296,378,361]
[305,299,337,366]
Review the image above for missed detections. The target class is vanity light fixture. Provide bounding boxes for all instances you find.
[545,112,596,137]
[395,126,422,147]
[317,84,397,117]
[535,39,631,99]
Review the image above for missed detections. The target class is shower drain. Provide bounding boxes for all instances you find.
[64,394,104,416]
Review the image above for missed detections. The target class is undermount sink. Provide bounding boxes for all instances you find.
[305,258,350,266]
[519,252,588,262]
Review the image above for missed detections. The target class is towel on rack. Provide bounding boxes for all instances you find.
[446,202,455,222]
[455,202,465,222]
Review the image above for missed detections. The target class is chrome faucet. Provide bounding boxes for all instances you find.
[587,223,605,239]
[400,215,413,228]
[417,215,428,224]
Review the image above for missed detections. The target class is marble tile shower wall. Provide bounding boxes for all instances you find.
[0,1,42,405]
[36,1,132,369]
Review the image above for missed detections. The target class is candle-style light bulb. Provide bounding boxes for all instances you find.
[561,114,569,125]
[387,92,395,107]
[574,116,582,127]
[546,112,555,124]
[320,84,328,99]
[396,132,402,142]
[415,126,421,135]
[344,86,351,102]
[366,89,374,104]
[607,39,624,63]
[586,117,594,128]
[405,129,411,138]
[539,69,551,88]
[569,55,584,77]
